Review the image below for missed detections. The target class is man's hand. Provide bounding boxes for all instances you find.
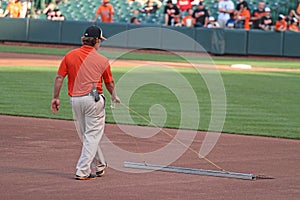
[111,96,121,104]
[110,96,121,110]
[51,98,60,114]
[51,74,64,114]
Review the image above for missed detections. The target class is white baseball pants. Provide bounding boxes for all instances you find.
[70,95,106,177]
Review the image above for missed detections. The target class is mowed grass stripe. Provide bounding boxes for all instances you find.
[222,70,300,138]
[0,45,299,69]
[0,66,299,139]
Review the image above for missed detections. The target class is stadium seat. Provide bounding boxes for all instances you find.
[31,0,293,25]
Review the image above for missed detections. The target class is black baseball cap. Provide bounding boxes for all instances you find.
[83,25,107,40]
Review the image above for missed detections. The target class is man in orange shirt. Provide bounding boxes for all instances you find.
[51,25,120,180]
[275,14,287,32]
[288,17,299,32]
[93,0,114,22]
[235,2,251,30]
[181,8,195,27]
[0,0,22,18]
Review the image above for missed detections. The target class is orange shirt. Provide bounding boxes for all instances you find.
[182,15,195,27]
[6,1,22,18]
[289,24,299,32]
[253,10,266,18]
[96,4,114,22]
[275,20,287,31]
[177,0,192,12]
[239,9,251,30]
[58,46,113,96]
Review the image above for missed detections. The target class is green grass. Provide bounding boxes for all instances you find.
[222,71,300,138]
[0,66,72,120]
[104,52,300,69]
[0,66,299,139]
[1,45,299,69]
[0,45,72,55]
[211,57,300,69]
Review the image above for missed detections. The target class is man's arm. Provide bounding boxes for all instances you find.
[110,13,114,22]
[1,9,9,17]
[291,10,299,19]
[164,13,169,25]
[93,7,101,22]
[93,13,99,22]
[110,5,114,22]
[250,11,262,21]
[154,0,162,8]
[105,81,120,103]
[204,16,209,27]
[51,75,64,114]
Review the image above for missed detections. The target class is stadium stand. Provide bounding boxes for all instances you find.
[52,0,294,24]
[0,0,296,24]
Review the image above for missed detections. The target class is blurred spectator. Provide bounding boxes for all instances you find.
[236,0,248,12]
[217,0,235,28]
[192,2,209,28]
[207,16,220,28]
[275,14,287,32]
[288,17,299,32]
[129,0,161,7]
[31,1,62,17]
[51,8,64,20]
[43,1,55,13]
[163,0,180,26]
[20,0,32,18]
[177,0,193,12]
[297,2,300,15]
[145,0,162,7]
[130,16,141,24]
[139,0,162,14]
[181,8,195,27]
[259,7,273,31]
[0,0,22,18]
[93,0,114,22]
[235,2,251,30]
[43,1,55,17]
[46,9,55,19]
[251,1,265,29]
[127,0,144,6]
[0,1,4,15]
[225,12,236,28]
[286,9,299,27]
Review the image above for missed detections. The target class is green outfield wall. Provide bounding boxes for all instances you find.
[0,18,299,57]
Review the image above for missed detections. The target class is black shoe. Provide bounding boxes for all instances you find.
[96,164,108,177]
[75,174,96,180]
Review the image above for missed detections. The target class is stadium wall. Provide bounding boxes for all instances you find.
[0,18,299,57]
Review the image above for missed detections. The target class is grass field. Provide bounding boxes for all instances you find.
[0,63,299,139]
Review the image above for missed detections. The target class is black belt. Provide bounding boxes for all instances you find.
[71,93,105,105]
[72,92,104,98]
